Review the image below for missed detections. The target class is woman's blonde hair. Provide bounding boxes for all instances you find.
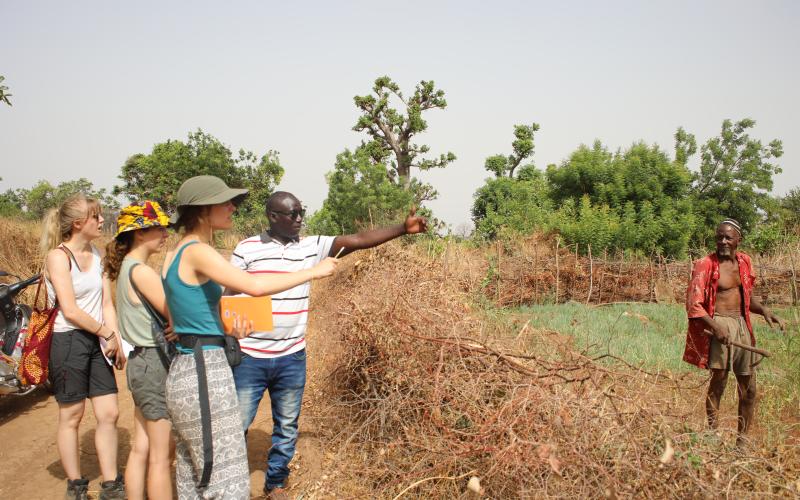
[40,193,101,258]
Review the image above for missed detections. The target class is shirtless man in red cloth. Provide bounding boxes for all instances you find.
[684,219,785,443]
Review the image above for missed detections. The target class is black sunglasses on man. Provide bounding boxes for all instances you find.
[270,208,306,220]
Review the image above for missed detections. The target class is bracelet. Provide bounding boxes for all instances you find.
[93,323,103,335]
[104,331,116,342]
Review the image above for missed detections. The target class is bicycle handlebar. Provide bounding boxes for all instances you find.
[7,274,41,296]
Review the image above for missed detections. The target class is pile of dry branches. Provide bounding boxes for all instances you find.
[311,242,800,498]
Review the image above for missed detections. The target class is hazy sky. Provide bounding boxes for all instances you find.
[2,1,798,230]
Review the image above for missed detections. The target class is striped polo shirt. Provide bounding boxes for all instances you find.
[229,232,335,358]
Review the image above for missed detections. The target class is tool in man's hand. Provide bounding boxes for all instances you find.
[702,329,771,358]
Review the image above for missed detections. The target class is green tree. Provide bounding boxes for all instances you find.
[0,191,23,217]
[353,76,456,196]
[547,141,691,207]
[546,141,695,256]
[0,76,11,107]
[114,130,284,233]
[235,150,285,234]
[546,141,614,205]
[554,196,619,254]
[19,178,119,219]
[471,125,550,239]
[746,222,785,255]
[0,178,22,216]
[306,141,414,235]
[484,124,540,178]
[471,167,553,239]
[683,118,783,246]
[779,188,800,231]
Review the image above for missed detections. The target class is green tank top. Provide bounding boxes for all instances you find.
[117,257,158,347]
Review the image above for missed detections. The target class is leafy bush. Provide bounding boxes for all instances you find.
[306,143,415,235]
[471,170,553,240]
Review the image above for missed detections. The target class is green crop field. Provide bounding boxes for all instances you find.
[509,302,800,437]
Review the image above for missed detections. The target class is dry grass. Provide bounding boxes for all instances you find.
[310,242,800,498]
[0,218,46,304]
[0,218,42,278]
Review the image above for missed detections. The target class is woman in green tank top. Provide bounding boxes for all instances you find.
[104,201,174,500]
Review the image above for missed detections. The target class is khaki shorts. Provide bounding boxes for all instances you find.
[708,314,757,375]
[126,347,170,420]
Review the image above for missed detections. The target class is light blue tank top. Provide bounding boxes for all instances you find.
[162,241,224,352]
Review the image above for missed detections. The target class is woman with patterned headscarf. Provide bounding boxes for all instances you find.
[104,201,174,500]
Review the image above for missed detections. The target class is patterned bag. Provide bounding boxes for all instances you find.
[18,246,71,386]
[18,274,58,386]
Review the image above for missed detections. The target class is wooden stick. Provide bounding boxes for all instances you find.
[392,469,477,500]
[702,330,771,358]
[586,243,593,304]
[555,238,560,304]
[789,244,798,306]
[333,247,346,259]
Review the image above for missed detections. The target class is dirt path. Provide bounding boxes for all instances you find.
[0,327,335,499]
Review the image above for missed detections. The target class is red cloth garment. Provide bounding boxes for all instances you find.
[683,252,756,369]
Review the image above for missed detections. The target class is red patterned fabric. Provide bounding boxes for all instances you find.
[683,252,756,369]
[18,278,57,385]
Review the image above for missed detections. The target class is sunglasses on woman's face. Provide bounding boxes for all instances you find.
[271,208,306,220]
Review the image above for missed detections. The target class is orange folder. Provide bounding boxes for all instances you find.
[219,295,273,333]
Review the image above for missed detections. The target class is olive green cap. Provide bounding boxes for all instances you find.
[169,175,248,224]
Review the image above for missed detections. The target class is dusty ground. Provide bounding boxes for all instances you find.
[0,322,336,500]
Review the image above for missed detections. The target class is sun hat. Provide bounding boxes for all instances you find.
[169,175,249,224]
[115,201,170,239]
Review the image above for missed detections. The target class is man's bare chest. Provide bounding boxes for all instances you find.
[717,262,741,292]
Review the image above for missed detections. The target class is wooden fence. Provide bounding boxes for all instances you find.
[480,237,799,307]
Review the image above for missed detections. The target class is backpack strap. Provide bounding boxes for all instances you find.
[129,263,173,369]
[128,264,166,330]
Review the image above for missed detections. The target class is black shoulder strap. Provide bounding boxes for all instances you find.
[128,263,167,331]
[194,341,214,487]
[129,263,173,369]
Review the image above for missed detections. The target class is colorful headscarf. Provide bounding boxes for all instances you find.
[115,201,170,239]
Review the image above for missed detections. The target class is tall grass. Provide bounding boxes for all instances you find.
[0,217,42,278]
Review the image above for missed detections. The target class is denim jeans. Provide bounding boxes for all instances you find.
[232,350,307,490]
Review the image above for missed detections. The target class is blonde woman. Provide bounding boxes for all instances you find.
[42,193,126,500]
[162,176,338,499]
[104,201,173,500]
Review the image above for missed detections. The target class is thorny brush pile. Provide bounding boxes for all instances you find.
[311,240,800,498]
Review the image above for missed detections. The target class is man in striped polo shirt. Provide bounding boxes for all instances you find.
[229,191,427,498]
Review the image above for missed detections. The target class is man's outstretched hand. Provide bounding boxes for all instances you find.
[404,206,428,235]
[763,310,786,331]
